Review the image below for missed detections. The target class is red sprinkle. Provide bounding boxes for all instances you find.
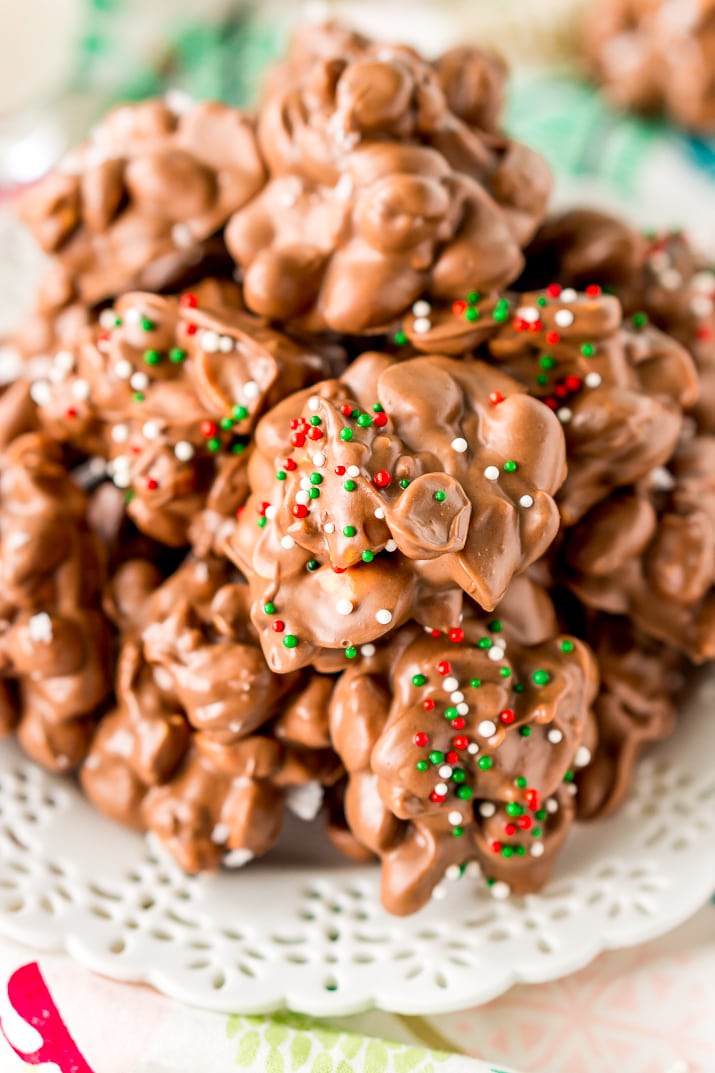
[200,420,218,438]
[273,620,285,632]
[499,709,515,725]
[585,284,602,297]
[546,283,562,298]
[504,823,517,836]
[446,751,459,765]
[448,628,465,644]
[564,375,583,392]
[430,791,446,804]
[180,292,198,308]
[545,330,561,345]
[452,736,469,750]
[491,841,503,854]
[332,565,346,574]
[185,323,198,336]
[284,458,297,471]
[414,732,429,747]
[65,407,78,419]
[145,478,158,491]
[340,404,353,417]
[291,433,306,447]
[292,504,309,519]
[373,470,392,488]
[452,300,467,315]
[334,465,346,476]
[373,412,388,428]
[489,391,505,406]
[308,427,323,440]
[430,629,441,638]
[437,660,452,676]
[518,815,532,830]
[451,717,466,730]
[423,698,435,711]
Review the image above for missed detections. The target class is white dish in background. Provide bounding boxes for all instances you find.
[0,670,713,1017]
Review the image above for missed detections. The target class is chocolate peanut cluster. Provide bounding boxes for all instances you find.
[1,23,711,916]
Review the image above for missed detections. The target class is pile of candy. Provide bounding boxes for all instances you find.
[1,24,712,915]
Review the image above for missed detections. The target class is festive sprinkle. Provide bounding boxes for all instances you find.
[484,465,500,481]
[433,490,446,502]
[532,669,551,686]
[478,756,493,771]
[632,311,649,329]
[361,549,374,563]
[345,646,358,659]
[343,525,356,537]
[503,460,517,473]
[282,635,297,649]
[375,608,392,625]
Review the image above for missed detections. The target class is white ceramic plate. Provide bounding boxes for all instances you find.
[0,671,713,1017]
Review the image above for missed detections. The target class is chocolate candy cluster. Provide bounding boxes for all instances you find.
[0,24,709,915]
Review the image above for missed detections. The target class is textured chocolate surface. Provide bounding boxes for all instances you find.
[584,0,715,133]
[226,350,566,671]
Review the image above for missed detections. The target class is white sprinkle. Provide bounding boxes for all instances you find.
[412,316,432,335]
[448,811,463,825]
[171,222,194,249]
[142,421,160,440]
[174,441,195,461]
[530,842,545,857]
[490,881,511,901]
[478,720,497,737]
[467,743,480,755]
[567,783,578,796]
[554,309,574,327]
[519,494,534,508]
[493,636,507,650]
[114,360,133,380]
[300,478,311,491]
[6,532,30,550]
[99,309,118,330]
[123,307,143,326]
[264,505,277,520]
[346,465,360,478]
[661,268,682,290]
[280,535,295,549]
[488,646,504,662]
[545,797,559,814]
[584,372,602,388]
[97,337,111,354]
[324,522,335,534]
[334,173,353,201]
[547,729,563,744]
[557,407,573,424]
[224,848,254,869]
[466,861,481,878]
[30,381,51,406]
[438,765,453,779]
[71,379,90,400]
[211,823,230,845]
[130,372,149,391]
[435,782,449,795]
[374,508,386,520]
[516,306,539,322]
[244,380,260,400]
[112,454,131,471]
[443,676,459,692]
[385,539,397,552]
[450,690,465,703]
[219,335,234,353]
[308,397,320,411]
[28,612,53,643]
[112,470,131,489]
[693,270,715,293]
[650,466,675,491]
[312,452,326,467]
[690,295,713,318]
[457,702,469,716]
[295,490,310,505]
[412,300,432,317]
[451,437,468,453]
[201,330,220,353]
[360,644,376,657]
[574,745,592,768]
[484,465,500,481]
[375,608,393,625]
[286,781,324,821]
[336,599,354,616]
[479,801,496,817]
[54,349,75,372]
[431,884,447,901]
[111,424,129,443]
[560,288,578,302]
[445,865,462,881]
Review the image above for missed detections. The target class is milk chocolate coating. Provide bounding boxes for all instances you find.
[18,97,265,327]
[563,435,715,662]
[225,28,550,334]
[226,350,566,672]
[583,0,715,133]
[522,210,715,434]
[81,555,341,870]
[0,434,111,770]
[30,287,335,546]
[574,615,684,818]
[329,595,597,914]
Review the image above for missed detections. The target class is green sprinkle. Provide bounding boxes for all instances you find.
[501,846,514,859]
[207,437,221,453]
[140,316,155,332]
[514,683,526,693]
[220,417,234,431]
[499,668,511,678]
[493,306,510,323]
[478,756,493,771]
[536,295,548,307]
[372,403,384,413]
[257,517,267,528]
[310,473,323,485]
[394,330,407,346]
[357,414,372,428]
[532,827,542,838]
[452,826,464,837]
[231,442,246,455]
[444,707,459,720]
[133,392,145,403]
[536,373,549,386]
[580,343,595,357]
[470,678,482,688]
[123,490,135,504]
[535,809,547,821]
[399,478,410,489]
[456,785,472,800]
[429,751,445,765]
[488,620,503,633]
[506,802,523,817]
[340,428,353,442]
[308,488,320,500]
[306,559,319,571]
[169,348,186,364]
[504,460,518,473]
[343,525,356,538]
[514,776,528,789]
[467,291,480,303]
[143,349,161,366]
[532,669,551,686]
[344,479,357,492]
[361,550,374,563]
[232,404,249,421]
[263,602,276,615]
[564,769,575,783]
[283,634,298,649]
[520,726,532,737]
[416,760,429,772]
[451,769,466,784]
[632,311,649,329]
[561,640,575,653]
[465,307,479,322]
[539,355,555,369]
[412,674,427,687]
[516,845,526,857]
[309,415,322,426]
[276,471,287,481]
[433,490,446,502]
[477,637,492,650]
